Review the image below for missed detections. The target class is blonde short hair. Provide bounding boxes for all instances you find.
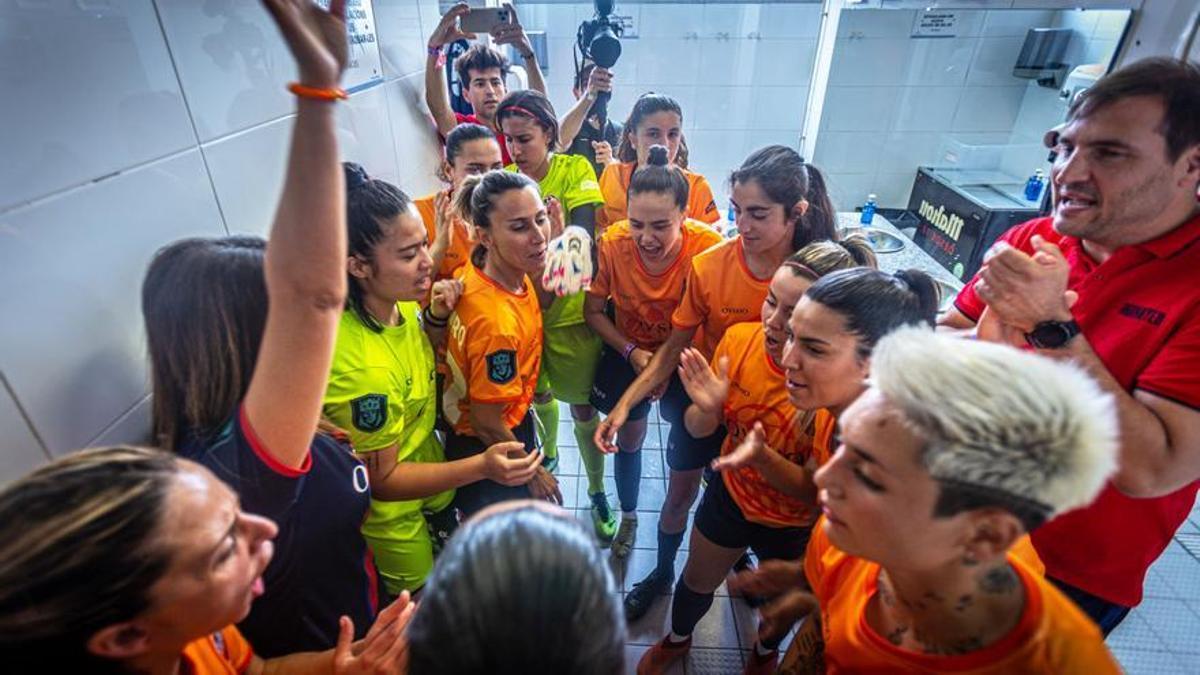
[871,328,1118,528]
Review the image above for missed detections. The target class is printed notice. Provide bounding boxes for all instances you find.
[315,0,384,92]
[912,10,958,38]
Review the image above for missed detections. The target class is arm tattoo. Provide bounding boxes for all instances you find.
[979,565,1019,595]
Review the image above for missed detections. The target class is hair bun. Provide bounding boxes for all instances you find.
[343,162,370,191]
[646,145,670,167]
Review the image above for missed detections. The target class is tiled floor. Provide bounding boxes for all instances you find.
[550,402,1200,674]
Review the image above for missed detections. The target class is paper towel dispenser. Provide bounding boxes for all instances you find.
[1013,28,1073,88]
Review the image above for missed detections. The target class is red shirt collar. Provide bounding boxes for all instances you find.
[1135,211,1200,259]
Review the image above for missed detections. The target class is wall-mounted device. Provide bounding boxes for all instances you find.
[1013,28,1073,89]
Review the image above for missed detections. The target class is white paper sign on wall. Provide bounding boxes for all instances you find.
[315,0,384,93]
[912,10,958,38]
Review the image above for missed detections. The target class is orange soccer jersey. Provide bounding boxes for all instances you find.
[442,263,543,436]
[415,191,474,282]
[589,219,723,351]
[181,625,254,674]
[671,237,773,358]
[716,323,834,528]
[596,161,721,232]
[791,521,1118,675]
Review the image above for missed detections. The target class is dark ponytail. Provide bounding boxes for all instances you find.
[455,169,539,268]
[437,123,499,182]
[804,268,939,359]
[626,144,690,212]
[343,161,413,332]
[730,145,839,252]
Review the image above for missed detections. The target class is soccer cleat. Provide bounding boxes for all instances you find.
[636,634,691,675]
[590,492,618,543]
[611,516,638,559]
[624,568,673,622]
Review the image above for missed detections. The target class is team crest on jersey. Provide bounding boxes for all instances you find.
[350,393,388,432]
[487,350,517,384]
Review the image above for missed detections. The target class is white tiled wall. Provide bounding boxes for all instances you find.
[815,7,1127,209]
[0,0,445,477]
[517,2,823,211]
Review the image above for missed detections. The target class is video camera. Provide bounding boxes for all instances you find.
[576,0,622,123]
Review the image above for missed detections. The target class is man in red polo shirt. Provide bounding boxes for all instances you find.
[425,3,547,166]
[940,58,1200,634]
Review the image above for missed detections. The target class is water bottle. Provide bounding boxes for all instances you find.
[860,194,877,225]
[724,204,738,239]
[1024,169,1045,202]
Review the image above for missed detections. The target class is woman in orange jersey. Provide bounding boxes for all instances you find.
[584,145,724,552]
[598,145,839,622]
[0,448,413,675]
[443,169,562,516]
[414,123,504,281]
[736,329,1121,674]
[634,242,876,675]
[596,94,721,232]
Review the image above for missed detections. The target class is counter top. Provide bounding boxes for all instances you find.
[836,212,964,309]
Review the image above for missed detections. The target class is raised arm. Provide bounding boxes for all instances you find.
[243,0,349,469]
[425,3,474,138]
[559,67,612,150]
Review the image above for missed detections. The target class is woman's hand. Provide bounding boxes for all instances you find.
[434,189,454,245]
[678,348,729,417]
[428,2,475,50]
[758,589,818,642]
[595,407,627,454]
[592,141,614,165]
[711,422,769,473]
[262,0,348,89]
[545,196,565,240]
[334,590,415,674]
[527,466,563,504]
[727,558,806,599]
[482,442,543,486]
[629,347,653,374]
[430,279,464,319]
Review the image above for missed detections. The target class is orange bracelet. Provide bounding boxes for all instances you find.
[287,83,348,101]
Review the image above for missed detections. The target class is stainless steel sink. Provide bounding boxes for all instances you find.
[935,279,960,313]
[840,227,906,254]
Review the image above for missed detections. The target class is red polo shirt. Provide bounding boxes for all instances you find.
[451,112,510,166]
[955,214,1200,607]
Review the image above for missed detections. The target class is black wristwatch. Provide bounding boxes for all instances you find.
[1024,319,1081,349]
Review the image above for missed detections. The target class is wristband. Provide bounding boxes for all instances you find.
[423,306,450,328]
[427,45,447,68]
[287,83,347,102]
[622,342,637,362]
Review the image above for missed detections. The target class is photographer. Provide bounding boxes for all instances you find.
[425,3,547,166]
[559,61,622,179]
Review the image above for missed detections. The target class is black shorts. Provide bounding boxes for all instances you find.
[590,343,654,421]
[694,475,809,561]
[444,413,538,517]
[660,377,726,471]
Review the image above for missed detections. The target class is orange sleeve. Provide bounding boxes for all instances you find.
[804,519,832,591]
[689,175,720,224]
[226,625,254,673]
[414,195,437,241]
[671,259,707,330]
[467,330,528,404]
[597,164,622,231]
[589,235,615,299]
